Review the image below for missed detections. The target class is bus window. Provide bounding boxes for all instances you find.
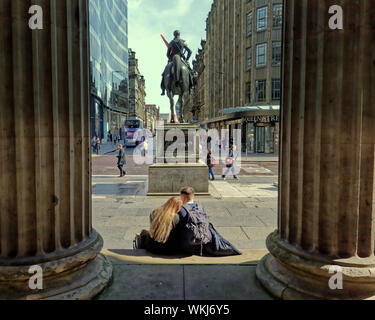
[125,120,140,129]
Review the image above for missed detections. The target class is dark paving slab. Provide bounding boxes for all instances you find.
[184,265,273,300]
[209,216,265,228]
[99,265,185,300]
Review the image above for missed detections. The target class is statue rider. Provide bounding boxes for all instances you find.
[161,30,192,96]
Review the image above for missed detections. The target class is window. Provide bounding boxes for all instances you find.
[272,79,281,100]
[255,80,266,102]
[247,12,253,36]
[272,4,283,28]
[256,43,267,67]
[257,6,268,31]
[246,47,252,70]
[246,82,251,104]
[272,41,282,65]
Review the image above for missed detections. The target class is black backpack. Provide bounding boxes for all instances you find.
[181,204,212,256]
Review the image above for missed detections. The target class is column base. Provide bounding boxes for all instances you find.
[0,230,113,300]
[256,231,375,300]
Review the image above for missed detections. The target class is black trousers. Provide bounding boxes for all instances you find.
[118,165,125,176]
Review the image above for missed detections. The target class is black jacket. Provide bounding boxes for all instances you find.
[117,148,126,166]
[207,153,213,168]
[145,210,182,255]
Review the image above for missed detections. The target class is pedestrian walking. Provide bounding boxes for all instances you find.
[222,145,239,180]
[207,148,215,181]
[143,139,148,157]
[92,136,97,153]
[95,137,101,155]
[105,144,127,177]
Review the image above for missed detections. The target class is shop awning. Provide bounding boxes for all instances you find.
[218,105,280,115]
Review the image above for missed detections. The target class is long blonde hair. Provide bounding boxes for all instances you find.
[149,197,183,243]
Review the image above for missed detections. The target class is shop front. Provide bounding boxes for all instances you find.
[205,107,280,154]
[246,115,280,154]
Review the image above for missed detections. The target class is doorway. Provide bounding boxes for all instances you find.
[255,125,276,154]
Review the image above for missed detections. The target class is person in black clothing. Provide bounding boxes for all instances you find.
[105,144,126,177]
[144,197,184,255]
[116,144,126,177]
[207,148,215,181]
[178,187,241,256]
[137,188,241,256]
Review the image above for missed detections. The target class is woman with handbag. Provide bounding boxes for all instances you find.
[222,145,239,180]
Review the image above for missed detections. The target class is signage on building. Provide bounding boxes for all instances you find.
[247,115,280,123]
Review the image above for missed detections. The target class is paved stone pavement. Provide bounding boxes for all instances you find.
[99,262,272,300]
[93,168,277,300]
[93,175,278,251]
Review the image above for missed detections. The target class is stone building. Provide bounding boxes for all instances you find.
[128,49,146,122]
[190,0,283,153]
[145,105,160,133]
[184,40,207,123]
[159,113,170,124]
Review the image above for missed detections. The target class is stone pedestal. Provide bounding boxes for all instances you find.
[148,123,209,195]
[0,0,112,299]
[256,0,375,299]
[156,123,201,164]
[148,163,210,196]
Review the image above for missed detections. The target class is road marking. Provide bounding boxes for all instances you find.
[211,181,247,198]
[92,175,148,177]
[241,164,273,174]
[92,196,107,199]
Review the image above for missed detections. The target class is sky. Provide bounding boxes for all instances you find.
[128,0,213,114]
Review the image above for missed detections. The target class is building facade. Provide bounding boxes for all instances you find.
[128,49,146,122]
[145,105,160,133]
[184,41,207,123]
[191,0,282,153]
[89,0,129,140]
[159,113,170,125]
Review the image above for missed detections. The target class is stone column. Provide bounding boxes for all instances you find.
[256,0,375,299]
[0,0,112,299]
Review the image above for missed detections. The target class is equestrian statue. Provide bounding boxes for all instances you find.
[161,30,196,123]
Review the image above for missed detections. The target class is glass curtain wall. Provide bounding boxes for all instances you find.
[89,0,129,139]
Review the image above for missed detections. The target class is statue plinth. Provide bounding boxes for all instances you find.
[148,123,209,196]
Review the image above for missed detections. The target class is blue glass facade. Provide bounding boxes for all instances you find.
[89,0,129,140]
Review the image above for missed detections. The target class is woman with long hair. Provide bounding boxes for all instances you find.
[142,197,183,255]
[149,197,183,244]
